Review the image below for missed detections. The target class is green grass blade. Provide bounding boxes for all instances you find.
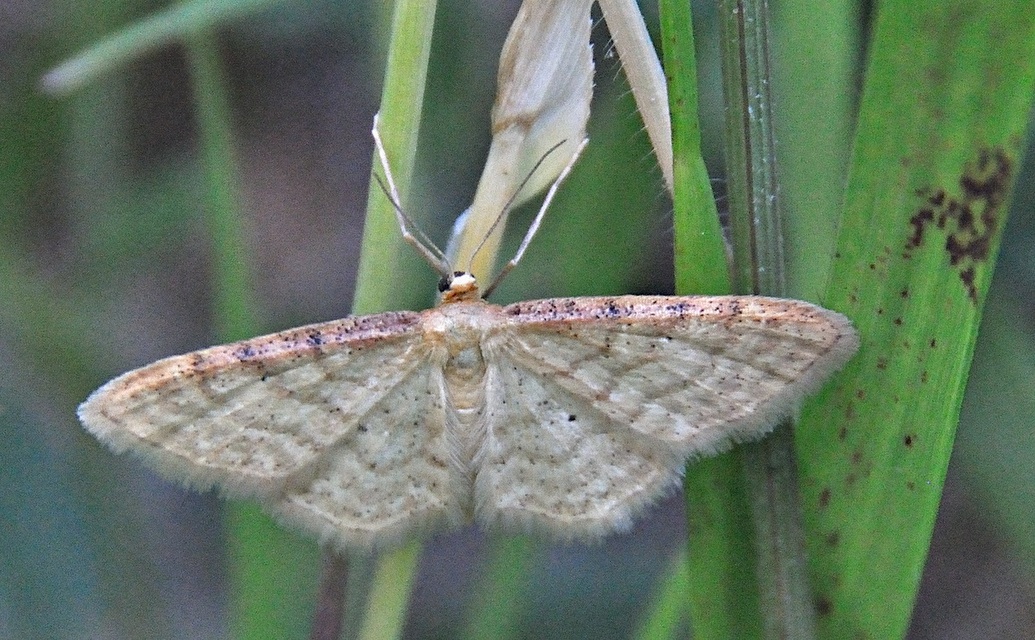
[632,548,691,640]
[659,1,760,637]
[667,0,821,634]
[795,1,1035,638]
[713,0,821,635]
[773,0,859,301]
[351,1,438,317]
[43,0,285,95]
[460,536,536,640]
[183,32,320,640]
[347,2,438,638]
[662,1,780,636]
[660,0,729,297]
[356,542,423,640]
[185,35,257,342]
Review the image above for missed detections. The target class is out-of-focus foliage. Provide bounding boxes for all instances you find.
[2,1,1033,638]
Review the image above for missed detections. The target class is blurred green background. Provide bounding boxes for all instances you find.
[1,1,1032,638]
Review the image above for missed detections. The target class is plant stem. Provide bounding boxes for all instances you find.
[351,0,439,315]
[660,0,731,296]
[310,554,349,640]
[342,1,439,638]
[717,0,816,638]
[660,2,759,636]
[719,0,783,296]
[357,542,423,640]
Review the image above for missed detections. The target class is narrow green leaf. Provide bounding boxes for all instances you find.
[663,1,783,637]
[357,542,423,640]
[347,2,439,638]
[183,32,320,640]
[460,536,536,640]
[659,2,758,638]
[184,34,256,343]
[351,1,439,317]
[632,548,691,640]
[42,0,285,94]
[795,1,1035,638]
[659,0,730,296]
[226,504,318,640]
[713,0,825,636]
[773,0,859,301]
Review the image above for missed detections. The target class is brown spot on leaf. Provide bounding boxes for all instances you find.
[816,596,833,616]
[907,147,1013,304]
[838,426,848,441]
[819,487,832,508]
[825,531,841,547]
[904,434,915,447]
[960,267,977,301]
[907,209,935,248]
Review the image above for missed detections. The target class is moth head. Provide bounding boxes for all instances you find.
[439,271,480,304]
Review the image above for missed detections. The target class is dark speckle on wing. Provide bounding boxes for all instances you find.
[164,310,424,380]
[501,295,801,329]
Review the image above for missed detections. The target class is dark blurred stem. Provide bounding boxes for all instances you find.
[310,552,350,640]
[717,1,817,638]
[742,423,815,638]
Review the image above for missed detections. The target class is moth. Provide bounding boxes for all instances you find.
[79,127,858,551]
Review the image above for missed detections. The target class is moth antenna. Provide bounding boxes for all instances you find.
[371,173,448,265]
[372,114,452,278]
[466,139,569,275]
[482,138,589,299]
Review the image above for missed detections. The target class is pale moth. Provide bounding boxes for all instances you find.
[78,128,858,552]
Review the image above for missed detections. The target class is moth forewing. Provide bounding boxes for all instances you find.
[492,295,859,458]
[77,311,428,500]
